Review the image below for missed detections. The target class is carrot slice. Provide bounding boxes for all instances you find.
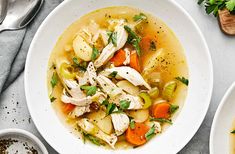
[110,49,126,66]
[62,103,76,114]
[151,103,171,119]
[130,52,141,72]
[140,36,152,52]
[125,123,150,146]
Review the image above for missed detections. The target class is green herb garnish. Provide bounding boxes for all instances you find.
[49,94,56,102]
[119,100,131,110]
[231,130,235,134]
[150,118,173,124]
[91,46,99,61]
[106,103,117,115]
[145,125,156,141]
[108,71,118,78]
[124,25,141,56]
[169,104,179,114]
[175,76,189,86]
[130,119,135,129]
[80,86,97,96]
[198,0,235,16]
[108,31,117,47]
[50,72,58,88]
[101,99,109,106]
[73,57,87,71]
[133,13,147,22]
[82,132,102,146]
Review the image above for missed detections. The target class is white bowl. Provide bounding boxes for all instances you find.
[24,0,213,153]
[210,82,235,154]
[0,128,48,154]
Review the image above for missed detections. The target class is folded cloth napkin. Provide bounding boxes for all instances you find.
[0,0,63,94]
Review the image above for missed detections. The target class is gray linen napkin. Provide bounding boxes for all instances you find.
[0,0,63,93]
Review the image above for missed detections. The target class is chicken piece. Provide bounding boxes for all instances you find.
[94,23,128,68]
[77,118,117,148]
[77,72,89,86]
[103,66,151,90]
[69,106,91,118]
[61,90,106,106]
[111,111,129,136]
[64,79,86,99]
[109,94,143,110]
[96,75,123,97]
[87,62,97,86]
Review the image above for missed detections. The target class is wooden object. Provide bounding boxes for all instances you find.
[218,9,235,35]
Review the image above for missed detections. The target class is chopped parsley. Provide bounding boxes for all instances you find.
[150,117,173,125]
[124,25,141,56]
[108,71,118,78]
[80,86,97,96]
[91,46,99,61]
[231,130,235,134]
[106,103,117,115]
[108,31,117,47]
[119,100,131,110]
[72,57,87,71]
[50,72,58,88]
[133,13,147,22]
[169,104,179,114]
[175,76,189,86]
[49,94,56,102]
[145,125,156,141]
[129,119,135,129]
[82,132,102,146]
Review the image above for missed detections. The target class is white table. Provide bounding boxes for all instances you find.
[0,0,235,153]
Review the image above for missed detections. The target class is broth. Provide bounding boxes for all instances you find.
[47,6,188,149]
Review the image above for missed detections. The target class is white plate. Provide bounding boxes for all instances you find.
[210,83,235,154]
[24,0,213,154]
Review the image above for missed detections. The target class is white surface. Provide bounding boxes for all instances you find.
[0,0,234,154]
[210,82,235,154]
[24,0,212,154]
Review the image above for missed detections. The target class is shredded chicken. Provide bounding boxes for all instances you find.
[94,21,128,68]
[69,106,91,118]
[87,62,97,86]
[103,66,151,90]
[78,118,117,148]
[111,111,129,136]
[96,75,123,97]
[123,48,130,65]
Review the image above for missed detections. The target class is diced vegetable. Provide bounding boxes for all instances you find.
[73,35,93,61]
[139,36,152,52]
[60,63,76,79]
[142,48,164,77]
[116,80,140,95]
[139,92,152,109]
[127,109,149,123]
[61,103,76,114]
[148,87,159,99]
[133,13,147,22]
[145,125,156,141]
[162,81,177,101]
[151,103,170,119]
[147,72,161,86]
[87,110,114,134]
[129,119,135,129]
[110,49,126,66]
[130,51,141,72]
[125,122,149,146]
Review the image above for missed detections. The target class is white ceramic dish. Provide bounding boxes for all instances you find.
[210,82,235,154]
[0,128,48,154]
[24,0,213,154]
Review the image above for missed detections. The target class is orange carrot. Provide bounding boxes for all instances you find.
[130,52,141,72]
[125,123,150,146]
[151,103,171,119]
[110,49,126,66]
[62,103,76,114]
[140,36,152,52]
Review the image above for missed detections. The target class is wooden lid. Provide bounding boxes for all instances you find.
[218,9,235,35]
